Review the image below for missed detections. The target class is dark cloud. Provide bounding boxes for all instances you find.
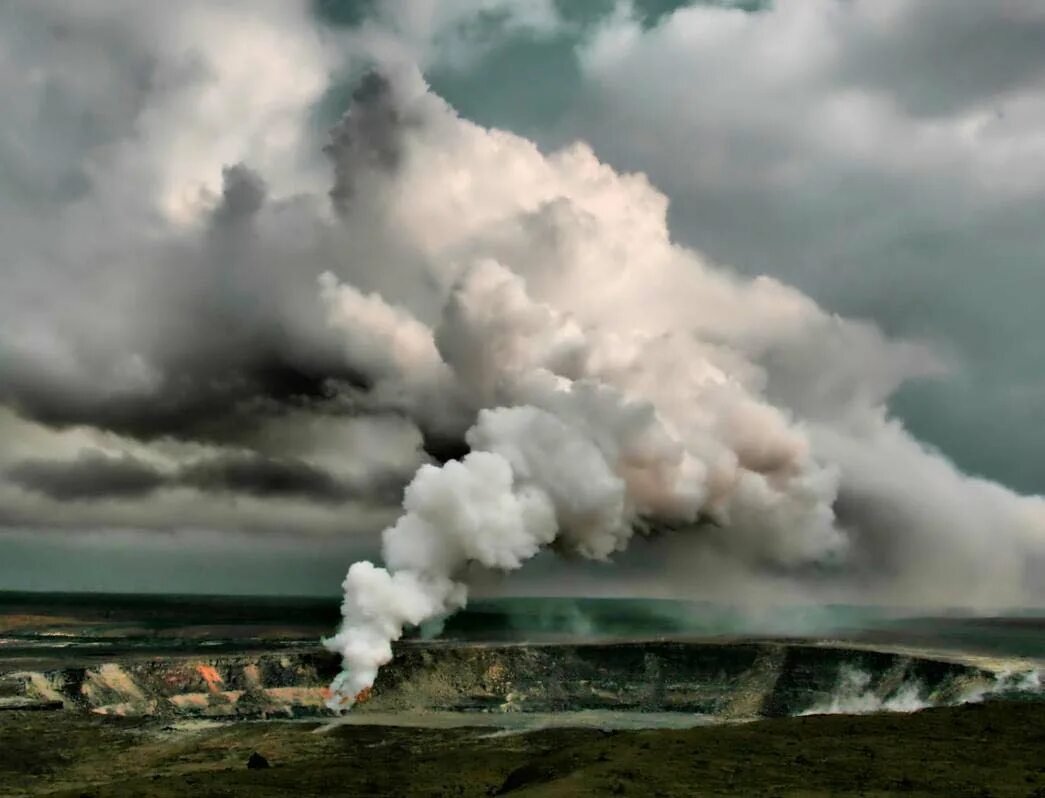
[7,449,165,501]
[4,445,407,507]
[180,453,348,502]
[419,430,471,465]
[326,71,412,216]
[841,0,1045,117]
[212,163,267,227]
[0,156,377,448]
[0,347,350,445]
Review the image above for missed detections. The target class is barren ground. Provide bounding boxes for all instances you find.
[2,701,1044,797]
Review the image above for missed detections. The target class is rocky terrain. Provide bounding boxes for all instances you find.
[2,699,1044,796]
[0,640,1031,721]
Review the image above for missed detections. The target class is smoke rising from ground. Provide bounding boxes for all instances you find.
[800,665,1043,717]
[320,70,1045,707]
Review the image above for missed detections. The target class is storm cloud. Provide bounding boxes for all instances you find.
[7,450,166,502]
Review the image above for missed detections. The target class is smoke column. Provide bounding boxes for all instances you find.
[321,74,843,705]
[323,254,839,708]
[319,66,1045,709]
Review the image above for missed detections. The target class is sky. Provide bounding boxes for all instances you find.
[1,0,1044,602]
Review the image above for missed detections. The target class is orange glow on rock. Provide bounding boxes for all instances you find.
[195,664,223,692]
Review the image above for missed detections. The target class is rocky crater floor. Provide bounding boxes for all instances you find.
[2,698,1044,796]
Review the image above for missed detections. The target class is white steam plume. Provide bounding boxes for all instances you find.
[322,256,842,708]
[321,69,1045,708]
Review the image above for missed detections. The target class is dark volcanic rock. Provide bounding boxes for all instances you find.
[494,761,560,795]
[0,699,64,712]
[246,751,270,769]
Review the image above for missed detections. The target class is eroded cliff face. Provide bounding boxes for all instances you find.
[1,640,1022,721]
[0,652,336,718]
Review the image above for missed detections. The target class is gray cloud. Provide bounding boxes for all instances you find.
[327,71,411,215]
[7,450,165,501]
[838,0,1045,118]
[6,448,405,507]
[179,453,404,505]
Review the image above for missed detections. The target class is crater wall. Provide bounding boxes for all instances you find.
[1,640,1018,720]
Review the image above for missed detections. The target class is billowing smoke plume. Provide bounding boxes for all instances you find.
[321,70,1045,707]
